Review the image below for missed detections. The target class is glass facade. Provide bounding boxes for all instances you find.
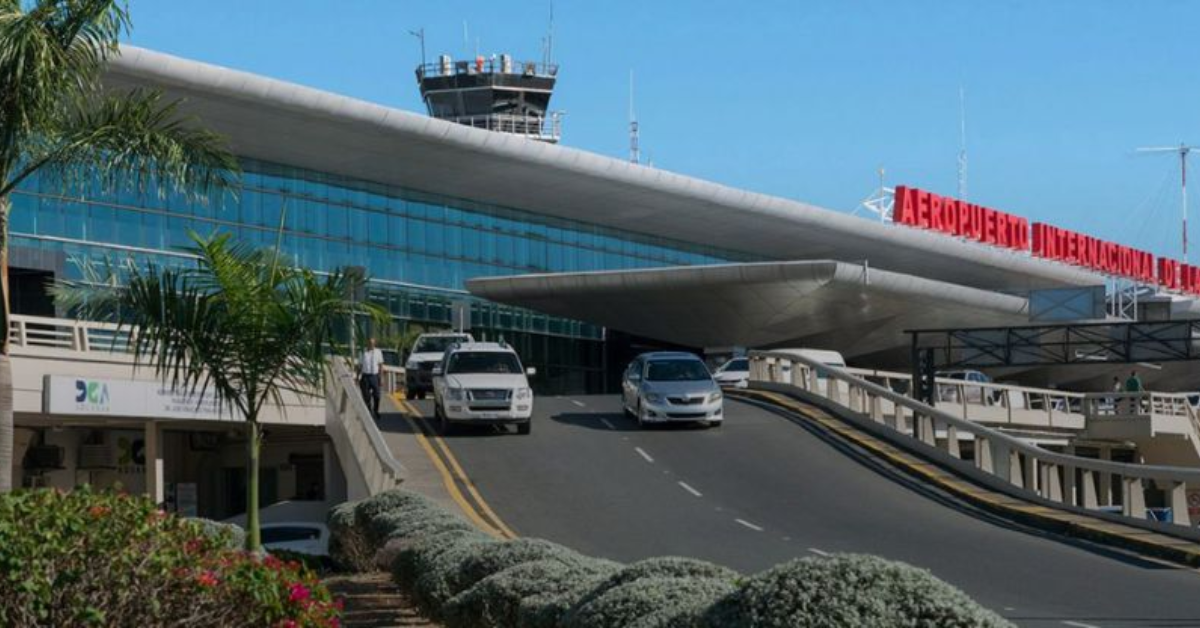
[9,158,757,392]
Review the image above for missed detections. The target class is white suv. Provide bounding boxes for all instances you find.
[404,332,474,399]
[433,342,536,435]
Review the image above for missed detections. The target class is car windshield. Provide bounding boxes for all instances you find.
[446,352,522,375]
[646,359,710,382]
[724,359,748,371]
[414,336,469,354]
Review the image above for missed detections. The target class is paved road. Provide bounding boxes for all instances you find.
[396,395,1200,628]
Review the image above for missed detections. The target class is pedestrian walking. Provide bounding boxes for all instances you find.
[360,337,384,419]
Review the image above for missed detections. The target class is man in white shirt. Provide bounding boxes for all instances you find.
[359,337,384,419]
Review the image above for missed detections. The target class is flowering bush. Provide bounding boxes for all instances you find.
[0,487,341,627]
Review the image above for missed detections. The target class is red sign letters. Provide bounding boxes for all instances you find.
[892,185,1198,295]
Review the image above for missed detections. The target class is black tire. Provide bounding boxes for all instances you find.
[636,401,646,429]
[517,421,532,435]
[439,413,455,436]
[706,420,722,429]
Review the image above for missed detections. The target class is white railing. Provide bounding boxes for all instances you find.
[324,359,405,500]
[845,367,1086,431]
[380,364,405,395]
[9,314,135,354]
[750,352,1200,526]
[446,113,562,142]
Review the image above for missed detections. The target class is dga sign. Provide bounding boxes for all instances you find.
[894,185,1200,295]
[45,376,232,421]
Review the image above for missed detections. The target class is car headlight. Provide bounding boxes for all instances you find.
[515,387,532,400]
[644,392,664,404]
[405,359,419,370]
[446,388,465,401]
[708,391,723,403]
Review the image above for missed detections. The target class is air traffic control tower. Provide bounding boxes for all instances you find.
[416,54,561,143]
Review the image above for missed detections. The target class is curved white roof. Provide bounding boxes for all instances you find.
[106,46,1105,294]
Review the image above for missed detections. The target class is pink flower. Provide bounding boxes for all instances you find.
[289,583,311,603]
[277,620,299,628]
[196,571,219,588]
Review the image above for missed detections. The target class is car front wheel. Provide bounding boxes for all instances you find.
[517,421,531,435]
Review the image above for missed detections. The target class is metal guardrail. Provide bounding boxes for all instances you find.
[324,359,405,499]
[444,113,563,142]
[750,351,1200,525]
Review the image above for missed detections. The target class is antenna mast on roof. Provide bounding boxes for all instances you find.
[543,1,555,66]
[629,70,640,164]
[408,27,426,67]
[957,87,968,200]
[856,166,894,222]
[1137,142,1200,263]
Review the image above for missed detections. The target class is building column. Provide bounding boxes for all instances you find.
[145,421,164,506]
[1098,445,1112,507]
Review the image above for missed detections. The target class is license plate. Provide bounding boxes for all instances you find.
[477,412,499,419]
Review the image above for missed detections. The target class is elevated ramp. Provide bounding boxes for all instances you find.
[746,351,1200,566]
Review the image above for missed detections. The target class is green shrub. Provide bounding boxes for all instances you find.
[444,554,620,628]
[454,538,577,594]
[193,517,246,550]
[566,576,736,628]
[409,533,501,615]
[0,487,341,627]
[376,506,479,545]
[572,556,739,611]
[392,527,496,592]
[702,554,1014,628]
[328,500,370,571]
[353,489,435,531]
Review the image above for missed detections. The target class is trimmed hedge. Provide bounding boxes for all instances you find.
[328,489,1014,628]
[444,555,620,628]
[702,554,1012,628]
[567,576,736,628]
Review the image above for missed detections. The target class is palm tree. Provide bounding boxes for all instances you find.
[56,232,386,550]
[0,1,238,492]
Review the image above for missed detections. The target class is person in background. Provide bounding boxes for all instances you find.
[1125,370,1144,393]
[360,337,384,419]
[1125,370,1145,413]
[1112,376,1122,393]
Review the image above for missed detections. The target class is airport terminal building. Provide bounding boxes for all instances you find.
[8,44,1200,515]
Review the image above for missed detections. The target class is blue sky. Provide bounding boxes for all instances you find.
[126,1,1200,260]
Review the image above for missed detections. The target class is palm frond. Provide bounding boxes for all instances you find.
[54,233,387,424]
[5,89,240,198]
[0,0,128,179]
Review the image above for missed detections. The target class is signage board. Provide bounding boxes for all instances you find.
[45,376,234,421]
[893,185,1200,296]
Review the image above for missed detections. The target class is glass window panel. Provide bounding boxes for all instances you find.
[388,215,407,249]
[368,211,387,245]
[349,208,368,243]
[10,195,37,233]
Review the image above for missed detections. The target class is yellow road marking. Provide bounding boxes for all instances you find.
[391,393,518,539]
[402,399,519,539]
[389,393,505,538]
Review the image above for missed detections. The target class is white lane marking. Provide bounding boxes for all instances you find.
[677,481,702,497]
[1062,622,1101,628]
[600,418,616,430]
[571,399,586,407]
[634,447,655,463]
[807,548,830,557]
[735,518,764,532]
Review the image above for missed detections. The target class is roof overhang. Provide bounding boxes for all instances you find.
[467,261,1031,360]
[104,46,1107,295]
